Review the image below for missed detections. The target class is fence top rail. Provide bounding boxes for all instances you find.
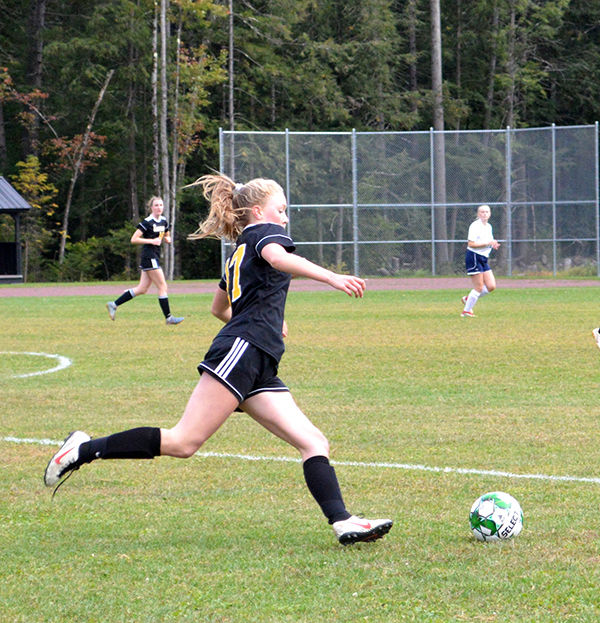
[221,124,598,137]
[287,237,599,245]
[221,130,353,136]
[288,200,598,209]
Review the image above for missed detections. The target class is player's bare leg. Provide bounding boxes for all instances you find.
[242,391,393,544]
[482,269,496,293]
[160,374,239,457]
[143,268,184,324]
[463,272,485,316]
[145,267,168,297]
[241,390,329,460]
[106,271,152,320]
[45,374,238,487]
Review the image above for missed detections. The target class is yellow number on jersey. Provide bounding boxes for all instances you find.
[225,244,246,302]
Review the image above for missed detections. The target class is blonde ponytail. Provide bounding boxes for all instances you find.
[188,174,284,241]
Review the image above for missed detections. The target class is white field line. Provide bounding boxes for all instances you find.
[1,352,72,378]
[3,436,600,485]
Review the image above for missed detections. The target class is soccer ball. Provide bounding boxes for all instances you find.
[469,491,523,542]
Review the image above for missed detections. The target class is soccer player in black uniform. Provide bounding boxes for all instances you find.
[106,196,184,325]
[45,175,393,545]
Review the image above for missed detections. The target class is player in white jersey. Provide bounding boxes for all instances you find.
[105,196,184,325]
[45,174,393,546]
[592,327,600,350]
[461,205,500,317]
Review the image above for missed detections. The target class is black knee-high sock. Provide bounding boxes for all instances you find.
[114,289,134,307]
[77,427,161,464]
[303,455,352,524]
[158,296,171,318]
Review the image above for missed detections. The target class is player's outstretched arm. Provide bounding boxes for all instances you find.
[261,243,365,298]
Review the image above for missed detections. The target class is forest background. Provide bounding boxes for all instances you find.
[0,0,599,282]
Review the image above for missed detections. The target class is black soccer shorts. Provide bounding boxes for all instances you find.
[198,335,288,403]
[140,256,161,271]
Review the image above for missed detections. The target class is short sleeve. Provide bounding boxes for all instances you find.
[255,225,296,257]
[467,222,477,241]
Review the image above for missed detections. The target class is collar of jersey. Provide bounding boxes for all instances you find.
[243,222,284,231]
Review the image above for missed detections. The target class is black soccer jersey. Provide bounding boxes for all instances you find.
[216,223,296,362]
[137,216,169,262]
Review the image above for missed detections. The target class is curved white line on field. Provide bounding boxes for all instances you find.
[1,351,72,378]
[3,436,600,485]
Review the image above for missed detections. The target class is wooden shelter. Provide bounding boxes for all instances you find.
[0,176,31,283]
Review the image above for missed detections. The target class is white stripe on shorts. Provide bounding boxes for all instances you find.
[215,337,249,379]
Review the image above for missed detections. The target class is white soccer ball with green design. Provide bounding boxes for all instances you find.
[469,492,523,542]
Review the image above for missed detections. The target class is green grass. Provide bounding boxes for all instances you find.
[2,286,600,622]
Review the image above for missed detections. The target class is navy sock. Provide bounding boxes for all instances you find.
[303,455,351,524]
[158,296,171,318]
[78,427,161,463]
[114,289,134,306]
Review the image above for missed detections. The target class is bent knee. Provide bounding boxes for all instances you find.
[162,433,203,458]
[177,444,200,459]
[308,430,330,457]
[171,443,200,459]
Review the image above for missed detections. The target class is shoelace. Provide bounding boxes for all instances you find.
[51,467,78,499]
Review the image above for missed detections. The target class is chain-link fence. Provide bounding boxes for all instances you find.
[219,124,599,277]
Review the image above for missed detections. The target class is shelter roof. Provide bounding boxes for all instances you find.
[0,176,31,212]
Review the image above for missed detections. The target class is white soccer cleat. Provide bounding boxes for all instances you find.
[593,328,600,350]
[461,310,475,317]
[166,316,185,325]
[106,301,117,320]
[44,431,91,487]
[332,516,393,545]
[461,295,468,305]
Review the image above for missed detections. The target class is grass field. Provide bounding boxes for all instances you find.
[2,284,600,622]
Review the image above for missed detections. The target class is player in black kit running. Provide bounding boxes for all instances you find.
[45,174,392,545]
[105,196,184,325]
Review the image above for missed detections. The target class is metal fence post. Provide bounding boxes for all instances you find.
[430,127,436,276]
[596,122,600,277]
[505,126,512,277]
[285,128,291,237]
[219,127,226,271]
[352,129,359,276]
[552,123,557,276]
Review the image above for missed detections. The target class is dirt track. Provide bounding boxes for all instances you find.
[0,277,598,297]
